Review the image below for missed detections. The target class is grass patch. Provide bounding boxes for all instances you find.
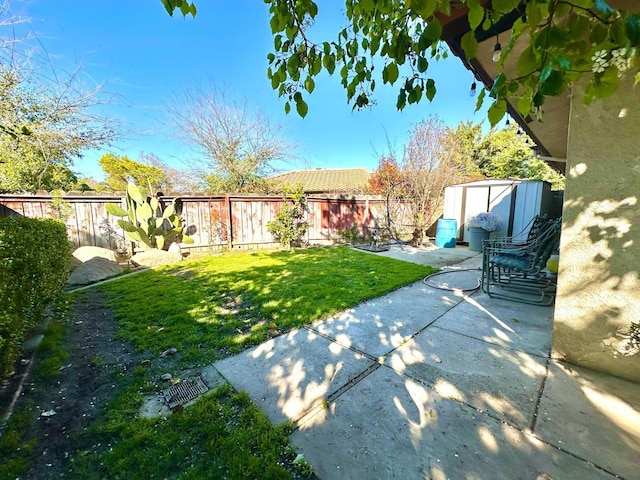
[34,321,68,378]
[0,408,36,479]
[71,384,300,479]
[101,246,434,364]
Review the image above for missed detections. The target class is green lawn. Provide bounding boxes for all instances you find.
[101,246,435,364]
[3,246,435,479]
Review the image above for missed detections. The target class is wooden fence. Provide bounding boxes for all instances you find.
[0,192,410,251]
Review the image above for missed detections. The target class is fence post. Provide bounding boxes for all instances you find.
[225,195,233,249]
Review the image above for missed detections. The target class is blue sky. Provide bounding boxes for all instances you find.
[11,0,491,180]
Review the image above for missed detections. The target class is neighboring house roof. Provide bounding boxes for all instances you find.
[269,168,370,194]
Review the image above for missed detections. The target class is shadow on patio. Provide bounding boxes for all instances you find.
[214,250,640,480]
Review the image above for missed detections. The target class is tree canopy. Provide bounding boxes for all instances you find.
[0,68,114,193]
[167,84,291,194]
[164,1,640,126]
[98,153,169,193]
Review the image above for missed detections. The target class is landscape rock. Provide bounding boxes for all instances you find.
[130,250,182,268]
[72,246,119,264]
[67,257,123,287]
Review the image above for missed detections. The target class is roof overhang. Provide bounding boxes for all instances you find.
[438,1,569,170]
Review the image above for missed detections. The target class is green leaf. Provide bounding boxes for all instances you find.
[540,70,565,96]
[589,24,608,45]
[467,5,485,31]
[423,19,443,45]
[489,73,506,99]
[383,63,399,84]
[518,94,533,117]
[487,99,507,127]
[181,235,194,244]
[150,197,159,212]
[106,204,128,217]
[417,56,428,73]
[156,235,165,250]
[594,0,614,20]
[626,14,640,46]
[304,76,315,94]
[295,97,309,118]
[475,87,485,112]
[284,101,291,114]
[588,67,619,100]
[323,54,336,74]
[461,31,478,60]
[540,61,553,83]
[410,0,438,18]
[492,0,520,14]
[516,47,539,77]
[425,79,436,101]
[396,90,407,110]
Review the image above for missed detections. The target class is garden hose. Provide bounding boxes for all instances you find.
[422,268,483,292]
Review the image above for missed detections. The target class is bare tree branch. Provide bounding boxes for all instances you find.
[167,82,292,193]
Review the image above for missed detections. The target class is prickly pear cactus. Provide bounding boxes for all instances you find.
[106,182,193,250]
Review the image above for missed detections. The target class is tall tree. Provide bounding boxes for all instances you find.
[401,117,464,246]
[0,68,115,193]
[0,4,115,193]
[475,125,565,189]
[442,121,484,180]
[168,84,291,194]
[98,154,168,193]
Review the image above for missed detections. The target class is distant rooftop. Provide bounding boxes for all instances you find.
[269,168,370,194]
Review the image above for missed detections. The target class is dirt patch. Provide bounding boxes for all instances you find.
[0,288,142,479]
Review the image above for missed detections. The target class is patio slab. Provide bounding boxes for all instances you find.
[214,244,639,479]
[364,243,481,268]
[214,327,376,424]
[386,325,547,429]
[432,290,554,358]
[535,361,640,480]
[309,281,465,358]
[291,365,613,480]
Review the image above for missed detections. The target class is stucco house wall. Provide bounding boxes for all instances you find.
[552,75,640,382]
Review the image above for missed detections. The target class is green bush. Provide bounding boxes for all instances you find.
[0,217,72,377]
[266,184,309,249]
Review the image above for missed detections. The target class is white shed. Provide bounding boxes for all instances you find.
[443,179,555,243]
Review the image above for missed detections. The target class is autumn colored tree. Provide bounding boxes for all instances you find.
[368,155,403,195]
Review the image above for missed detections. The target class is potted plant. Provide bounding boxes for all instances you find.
[467,212,502,252]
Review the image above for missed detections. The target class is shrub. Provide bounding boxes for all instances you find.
[0,217,72,377]
[267,184,309,249]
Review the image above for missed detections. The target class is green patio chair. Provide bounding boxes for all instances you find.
[481,218,561,306]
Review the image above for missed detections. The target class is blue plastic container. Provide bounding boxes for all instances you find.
[434,218,457,248]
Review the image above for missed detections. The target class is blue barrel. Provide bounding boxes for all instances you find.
[434,218,457,248]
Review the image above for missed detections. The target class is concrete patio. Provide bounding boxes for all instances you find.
[214,244,640,480]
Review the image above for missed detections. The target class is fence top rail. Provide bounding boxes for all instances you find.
[0,192,387,202]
